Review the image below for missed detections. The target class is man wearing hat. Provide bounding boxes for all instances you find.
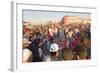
[43,43,60,61]
[22,38,33,63]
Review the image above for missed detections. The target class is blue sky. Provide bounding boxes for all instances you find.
[23,10,90,24]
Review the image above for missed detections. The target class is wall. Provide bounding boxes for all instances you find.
[0,0,100,73]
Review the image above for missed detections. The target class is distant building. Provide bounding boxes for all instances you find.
[61,16,91,25]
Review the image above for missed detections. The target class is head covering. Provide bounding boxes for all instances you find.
[50,43,59,52]
[23,38,31,44]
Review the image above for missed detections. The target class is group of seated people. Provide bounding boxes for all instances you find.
[22,22,91,63]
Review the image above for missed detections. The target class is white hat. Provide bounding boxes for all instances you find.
[23,38,31,44]
[50,43,59,52]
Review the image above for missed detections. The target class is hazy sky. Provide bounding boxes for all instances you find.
[23,10,90,24]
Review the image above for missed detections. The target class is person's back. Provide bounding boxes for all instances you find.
[22,38,33,62]
[23,48,33,62]
[29,39,42,62]
[62,48,73,60]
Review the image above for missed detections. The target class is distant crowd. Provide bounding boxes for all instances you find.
[22,20,91,62]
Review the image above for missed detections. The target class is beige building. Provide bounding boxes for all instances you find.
[61,16,91,25]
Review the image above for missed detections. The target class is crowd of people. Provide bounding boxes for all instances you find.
[22,17,91,63]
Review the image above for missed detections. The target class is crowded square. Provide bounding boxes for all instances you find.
[22,11,91,63]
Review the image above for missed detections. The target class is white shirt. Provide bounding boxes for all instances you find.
[49,28,54,36]
[74,28,80,34]
[43,55,58,61]
[68,31,73,38]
